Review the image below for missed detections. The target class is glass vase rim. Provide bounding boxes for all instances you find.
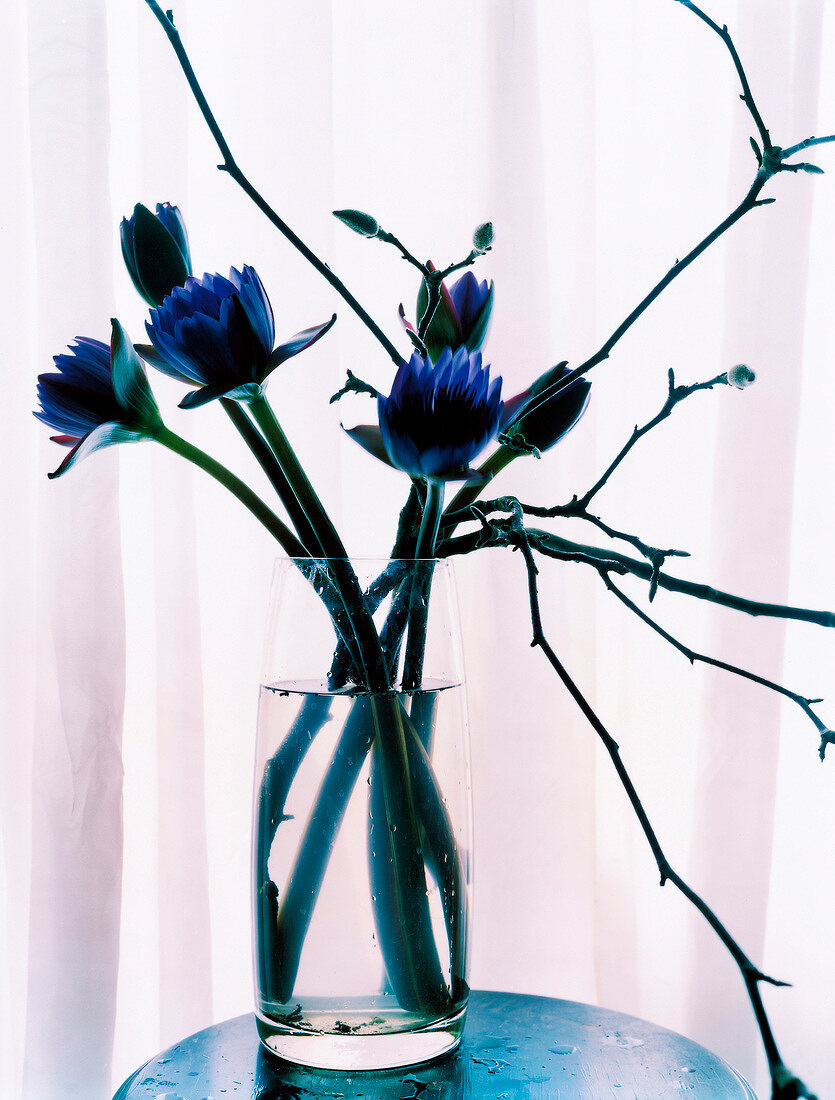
[272,554,452,565]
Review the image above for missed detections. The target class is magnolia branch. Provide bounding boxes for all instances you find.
[577,368,731,507]
[600,571,834,760]
[442,512,835,624]
[510,0,835,432]
[511,532,816,1100]
[440,505,835,754]
[143,2,402,365]
[522,503,690,601]
[514,368,737,595]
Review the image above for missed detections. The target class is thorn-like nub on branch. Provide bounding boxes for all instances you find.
[497,431,541,459]
[819,729,835,762]
[329,368,378,404]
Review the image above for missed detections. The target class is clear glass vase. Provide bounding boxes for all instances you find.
[252,557,472,1071]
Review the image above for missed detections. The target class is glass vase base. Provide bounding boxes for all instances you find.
[256,1003,467,1071]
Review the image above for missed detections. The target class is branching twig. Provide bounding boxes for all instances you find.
[143,2,402,365]
[600,569,834,754]
[519,499,690,600]
[511,531,815,1099]
[500,0,835,433]
[580,368,728,507]
[674,1,772,152]
[439,514,835,630]
[512,368,728,593]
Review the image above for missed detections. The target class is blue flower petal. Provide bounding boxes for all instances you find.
[154,203,191,270]
[110,319,161,430]
[144,264,326,407]
[264,314,336,376]
[373,347,503,479]
[47,422,146,479]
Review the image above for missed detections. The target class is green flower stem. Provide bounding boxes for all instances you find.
[248,394,346,560]
[271,696,375,1003]
[415,479,444,560]
[403,710,467,1000]
[404,481,444,691]
[219,401,364,678]
[221,398,320,554]
[329,561,412,687]
[443,446,514,527]
[249,394,390,692]
[154,424,307,556]
[367,695,449,1013]
[255,693,333,1003]
[265,689,455,1013]
[410,689,437,754]
[367,693,465,1010]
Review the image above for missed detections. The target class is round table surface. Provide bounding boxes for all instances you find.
[113,989,758,1099]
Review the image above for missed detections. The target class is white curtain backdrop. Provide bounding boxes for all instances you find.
[2,1,834,1097]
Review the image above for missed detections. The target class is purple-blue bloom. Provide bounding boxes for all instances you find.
[403,268,494,362]
[34,322,161,478]
[376,346,503,479]
[143,265,335,409]
[121,202,192,307]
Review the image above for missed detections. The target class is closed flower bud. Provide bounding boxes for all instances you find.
[333,209,380,238]
[120,202,192,307]
[501,362,591,453]
[472,221,494,252]
[727,363,756,389]
[408,268,494,363]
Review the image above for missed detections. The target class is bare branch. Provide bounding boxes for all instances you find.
[674,1,772,151]
[579,368,728,507]
[439,517,835,630]
[600,569,833,748]
[142,0,402,364]
[511,533,801,1090]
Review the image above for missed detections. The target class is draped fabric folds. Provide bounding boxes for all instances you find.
[2,2,834,1097]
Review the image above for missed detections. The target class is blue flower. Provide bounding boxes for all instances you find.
[402,268,494,362]
[347,347,503,480]
[142,265,335,409]
[120,202,192,307]
[34,321,162,478]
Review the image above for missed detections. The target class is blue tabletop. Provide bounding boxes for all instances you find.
[113,989,758,1099]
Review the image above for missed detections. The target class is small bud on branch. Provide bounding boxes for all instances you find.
[333,209,380,238]
[472,221,494,252]
[727,363,756,389]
